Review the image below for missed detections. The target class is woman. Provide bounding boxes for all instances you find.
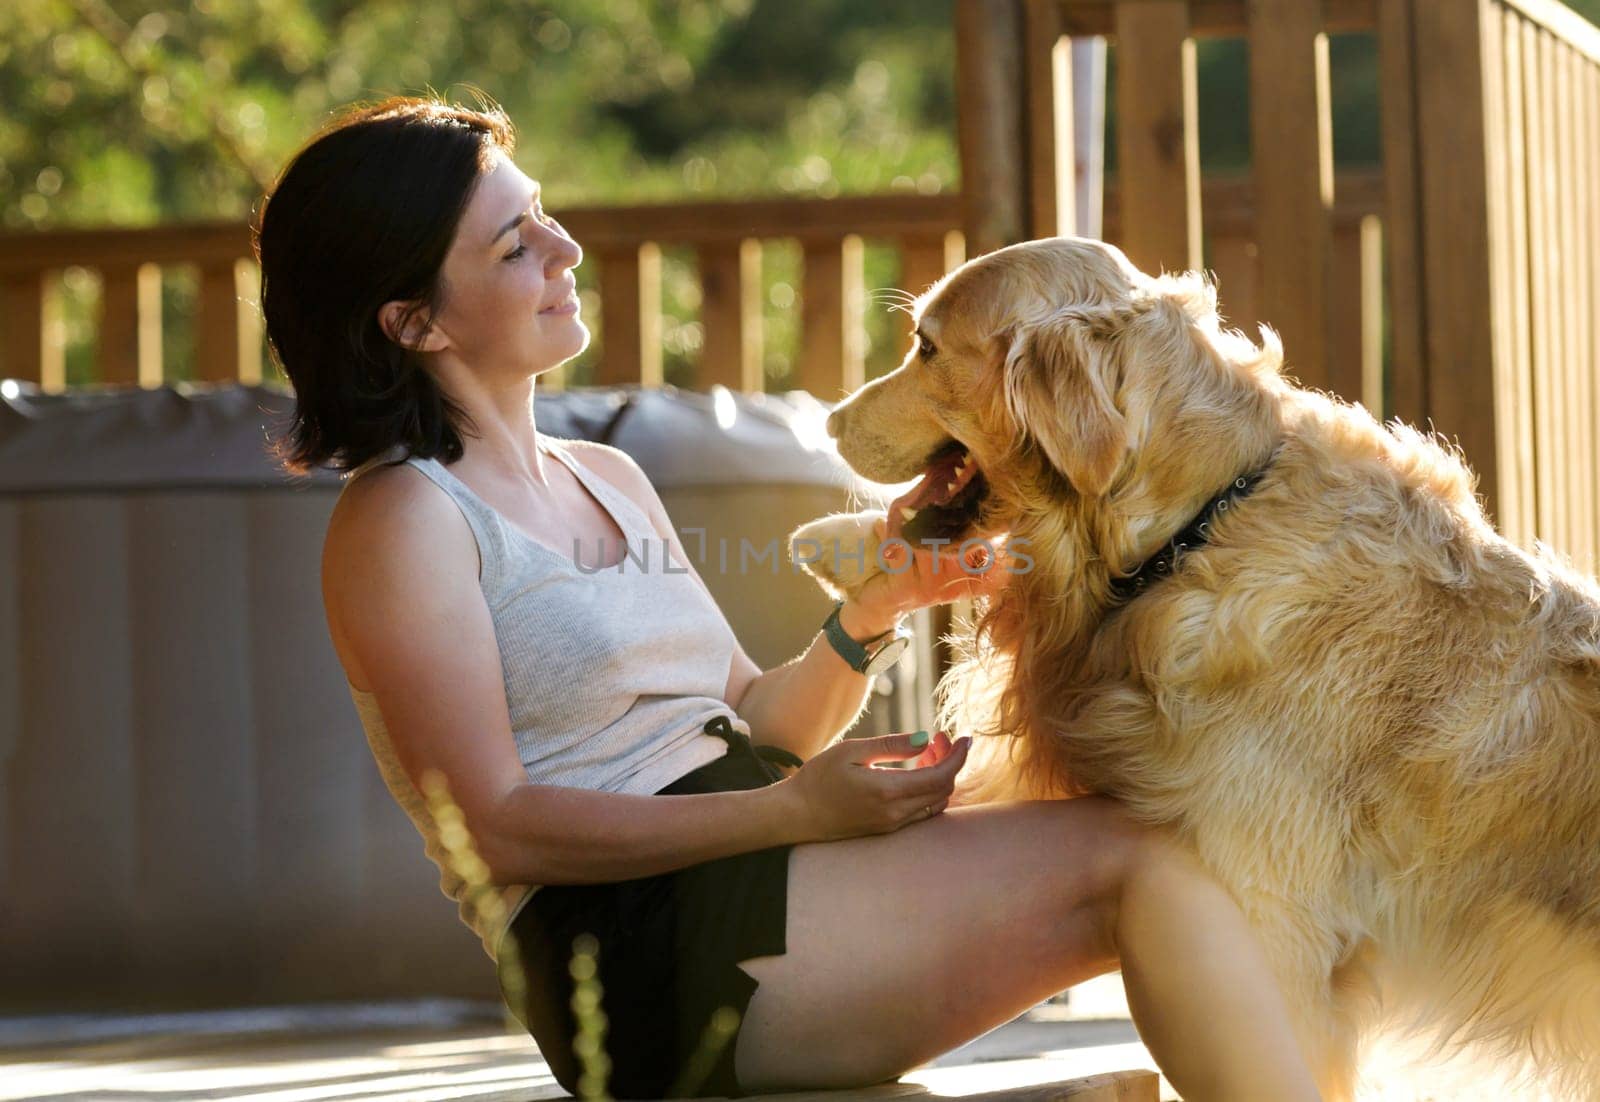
[256,95,1321,1101]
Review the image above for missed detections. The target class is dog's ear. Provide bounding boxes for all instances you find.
[1004,303,1138,497]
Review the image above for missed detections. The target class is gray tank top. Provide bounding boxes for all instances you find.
[341,438,744,959]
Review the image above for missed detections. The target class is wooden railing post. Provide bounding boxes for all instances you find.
[596,243,662,387]
[196,260,241,384]
[899,232,962,301]
[1,274,47,385]
[1113,1,1202,273]
[1410,0,1501,522]
[697,239,762,392]
[956,0,1029,254]
[1024,0,1076,236]
[1378,0,1429,429]
[99,263,162,387]
[797,235,864,401]
[1249,0,1335,391]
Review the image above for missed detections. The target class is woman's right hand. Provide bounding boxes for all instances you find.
[780,730,971,842]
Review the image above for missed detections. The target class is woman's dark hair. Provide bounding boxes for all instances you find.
[253,93,515,475]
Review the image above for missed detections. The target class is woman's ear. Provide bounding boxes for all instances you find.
[378,299,449,352]
[1004,302,1140,498]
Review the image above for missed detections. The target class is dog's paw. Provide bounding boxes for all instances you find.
[789,511,886,602]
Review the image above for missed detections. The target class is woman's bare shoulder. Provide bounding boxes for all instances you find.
[322,461,480,689]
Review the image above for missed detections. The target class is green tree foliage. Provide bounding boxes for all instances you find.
[0,0,956,228]
[5,0,1598,387]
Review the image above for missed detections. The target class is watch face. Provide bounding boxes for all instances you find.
[862,634,911,677]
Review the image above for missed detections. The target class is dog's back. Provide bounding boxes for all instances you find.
[1072,387,1600,1094]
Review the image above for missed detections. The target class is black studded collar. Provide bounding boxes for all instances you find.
[1107,466,1270,604]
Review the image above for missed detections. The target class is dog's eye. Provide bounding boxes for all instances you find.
[918,335,936,361]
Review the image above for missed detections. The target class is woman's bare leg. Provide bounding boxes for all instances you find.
[733,797,1320,1102]
[1115,835,1324,1101]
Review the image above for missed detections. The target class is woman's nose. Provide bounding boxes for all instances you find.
[544,220,583,274]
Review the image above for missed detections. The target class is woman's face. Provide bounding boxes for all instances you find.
[425,149,587,379]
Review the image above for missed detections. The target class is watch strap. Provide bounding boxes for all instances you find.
[821,601,872,672]
[821,601,904,674]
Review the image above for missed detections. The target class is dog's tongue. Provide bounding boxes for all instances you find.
[884,450,966,542]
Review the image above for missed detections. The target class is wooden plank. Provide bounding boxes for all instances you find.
[1249,0,1335,391]
[1522,19,1555,548]
[0,200,949,271]
[550,194,964,252]
[1209,234,1260,338]
[797,235,865,400]
[1535,25,1565,554]
[1377,0,1428,428]
[1113,0,1202,273]
[235,259,263,386]
[0,220,250,275]
[957,0,1029,253]
[697,240,763,393]
[1498,5,1538,550]
[1587,61,1600,560]
[773,1069,1160,1101]
[196,259,241,384]
[98,262,161,387]
[1101,168,1386,241]
[1413,0,1502,519]
[1071,37,1108,238]
[1481,0,1520,546]
[595,243,662,387]
[1025,0,1076,236]
[1059,0,1379,38]
[1501,0,1600,65]
[1555,41,1591,571]
[0,273,45,384]
[900,234,957,301]
[1359,215,1385,417]
[1326,220,1366,405]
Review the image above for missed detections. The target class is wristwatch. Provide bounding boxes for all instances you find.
[821,601,912,677]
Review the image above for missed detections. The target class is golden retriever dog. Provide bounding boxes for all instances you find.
[793,237,1600,1100]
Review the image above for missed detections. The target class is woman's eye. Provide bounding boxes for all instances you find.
[918,335,936,360]
[504,243,527,262]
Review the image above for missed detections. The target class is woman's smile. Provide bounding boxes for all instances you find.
[539,286,580,316]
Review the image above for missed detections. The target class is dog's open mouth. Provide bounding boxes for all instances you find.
[884,441,989,546]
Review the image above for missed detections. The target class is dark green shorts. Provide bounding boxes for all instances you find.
[500,717,797,1099]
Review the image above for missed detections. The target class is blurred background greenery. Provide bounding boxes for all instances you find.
[4,0,1597,386]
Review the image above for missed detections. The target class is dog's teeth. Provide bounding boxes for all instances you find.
[946,480,958,493]
[900,507,918,521]
[956,459,969,476]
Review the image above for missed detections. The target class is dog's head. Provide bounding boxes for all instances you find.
[827,236,1283,560]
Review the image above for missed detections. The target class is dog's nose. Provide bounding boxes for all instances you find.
[825,407,845,439]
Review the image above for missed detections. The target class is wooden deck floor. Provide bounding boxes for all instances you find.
[2,977,1555,1101]
[0,994,1171,1102]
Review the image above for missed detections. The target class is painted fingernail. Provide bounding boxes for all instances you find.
[910,730,930,748]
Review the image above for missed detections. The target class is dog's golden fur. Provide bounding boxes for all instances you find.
[806,238,1600,1099]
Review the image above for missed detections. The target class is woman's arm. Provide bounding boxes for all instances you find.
[728,600,902,759]
[577,443,1008,760]
[571,442,903,759]
[326,459,967,888]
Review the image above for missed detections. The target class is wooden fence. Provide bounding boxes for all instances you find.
[0,172,1383,401]
[1472,0,1600,561]
[954,0,1599,570]
[3,0,1598,567]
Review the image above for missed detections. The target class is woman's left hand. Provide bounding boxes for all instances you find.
[841,521,1012,636]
